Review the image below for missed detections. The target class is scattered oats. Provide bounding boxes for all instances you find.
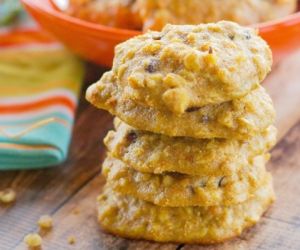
[0,188,16,204]
[24,233,42,248]
[72,208,80,215]
[38,215,53,230]
[68,236,76,245]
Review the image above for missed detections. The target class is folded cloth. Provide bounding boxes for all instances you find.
[0,28,84,170]
[0,0,22,26]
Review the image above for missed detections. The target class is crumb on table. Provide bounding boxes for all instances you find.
[68,236,76,245]
[38,215,53,230]
[24,233,42,248]
[0,188,16,204]
[72,208,80,215]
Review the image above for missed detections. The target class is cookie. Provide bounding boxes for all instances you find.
[104,119,277,176]
[110,22,272,113]
[102,155,269,207]
[97,175,275,244]
[137,0,297,31]
[86,73,275,139]
[66,0,142,29]
[66,0,296,31]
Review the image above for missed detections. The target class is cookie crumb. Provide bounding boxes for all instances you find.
[38,215,53,230]
[0,188,16,204]
[72,208,80,215]
[24,233,42,248]
[68,236,76,245]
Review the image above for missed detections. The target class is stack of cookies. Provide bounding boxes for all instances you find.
[86,21,277,244]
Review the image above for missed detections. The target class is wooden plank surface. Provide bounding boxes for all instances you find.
[2,52,300,250]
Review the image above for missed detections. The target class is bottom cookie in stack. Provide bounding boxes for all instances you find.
[97,174,274,244]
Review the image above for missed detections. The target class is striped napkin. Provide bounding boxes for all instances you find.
[0,28,84,170]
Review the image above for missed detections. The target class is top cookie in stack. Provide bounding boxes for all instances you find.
[87,21,275,139]
[86,21,277,244]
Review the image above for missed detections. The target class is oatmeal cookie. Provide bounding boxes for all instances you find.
[137,0,297,31]
[102,155,268,207]
[86,73,275,139]
[97,175,275,244]
[109,22,272,113]
[66,0,142,29]
[104,119,277,176]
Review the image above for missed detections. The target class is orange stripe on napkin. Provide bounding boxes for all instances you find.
[0,29,56,46]
[0,142,56,151]
[0,96,75,114]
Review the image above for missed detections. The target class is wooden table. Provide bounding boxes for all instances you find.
[1,52,300,250]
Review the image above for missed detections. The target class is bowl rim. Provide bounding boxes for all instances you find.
[22,0,300,35]
[257,4,300,32]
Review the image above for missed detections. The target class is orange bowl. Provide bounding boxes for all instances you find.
[22,0,300,67]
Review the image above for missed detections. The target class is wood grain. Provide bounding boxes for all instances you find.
[2,52,300,250]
